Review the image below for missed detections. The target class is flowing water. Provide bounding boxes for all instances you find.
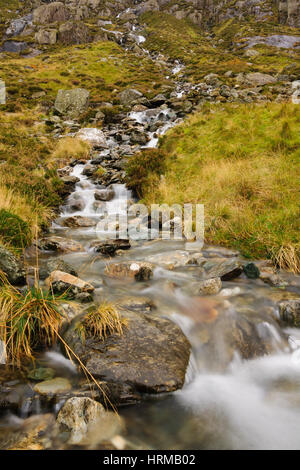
[9,156,299,450]
[1,34,300,450]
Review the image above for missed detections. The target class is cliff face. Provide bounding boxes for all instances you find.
[26,0,300,29]
[170,0,275,27]
[278,0,300,27]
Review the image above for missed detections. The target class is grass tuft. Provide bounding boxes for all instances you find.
[76,301,127,343]
[0,275,64,367]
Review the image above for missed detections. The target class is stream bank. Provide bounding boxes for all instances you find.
[0,21,300,451]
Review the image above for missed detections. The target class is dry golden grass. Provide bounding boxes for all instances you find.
[77,301,127,343]
[0,272,64,367]
[50,137,91,167]
[0,184,51,248]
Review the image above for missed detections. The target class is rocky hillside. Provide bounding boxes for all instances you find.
[0,0,299,257]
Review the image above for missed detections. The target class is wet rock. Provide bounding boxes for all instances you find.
[33,2,69,25]
[38,236,83,253]
[243,262,260,279]
[67,198,85,212]
[185,301,289,372]
[27,367,55,382]
[61,216,97,228]
[45,270,95,298]
[54,89,90,119]
[203,259,243,281]
[198,278,222,295]
[39,259,78,280]
[146,250,203,269]
[60,175,80,197]
[130,129,149,145]
[0,245,25,285]
[82,164,96,176]
[0,413,55,450]
[105,261,153,281]
[56,397,123,446]
[64,310,191,394]
[202,246,239,258]
[90,239,131,255]
[260,269,287,287]
[278,300,300,326]
[119,88,143,106]
[61,175,80,186]
[94,188,115,201]
[34,377,72,395]
[120,296,155,313]
[76,128,107,148]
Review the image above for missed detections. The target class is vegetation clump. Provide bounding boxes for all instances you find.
[0,209,31,249]
[0,273,64,367]
[76,301,127,343]
[125,148,166,199]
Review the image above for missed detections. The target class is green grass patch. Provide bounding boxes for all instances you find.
[129,102,300,271]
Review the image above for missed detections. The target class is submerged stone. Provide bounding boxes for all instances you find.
[33,377,72,395]
[56,397,122,446]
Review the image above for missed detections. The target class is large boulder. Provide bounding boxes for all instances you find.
[35,29,57,45]
[0,246,25,285]
[54,89,90,119]
[58,21,91,45]
[279,0,300,27]
[64,310,191,394]
[0,80,5,105]
[244,72,277,86]
[118,88,143,106]
[38,236,83,253]
[6,18,29,37]
[182,298,289,372]
[39,258,78,280]
[2,41,28,53]
[202,259,243,281]
[33,2,69,25]
[76,128,107,148]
